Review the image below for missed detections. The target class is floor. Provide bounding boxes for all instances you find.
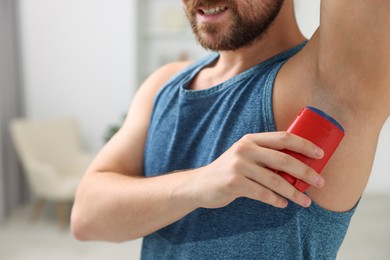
[0,195,389,260]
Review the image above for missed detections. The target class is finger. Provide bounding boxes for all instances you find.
[253,147,325,188]
[231,140,324,188]
[238,177,288,208]
[244,165,312,208]
[242,132,324,159]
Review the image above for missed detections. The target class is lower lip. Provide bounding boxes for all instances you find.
[197,9,228,23]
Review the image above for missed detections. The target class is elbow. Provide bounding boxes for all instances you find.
[70,206,93,241]
[70,205,139,243]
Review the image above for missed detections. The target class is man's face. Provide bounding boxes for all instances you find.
[182,0,285,51]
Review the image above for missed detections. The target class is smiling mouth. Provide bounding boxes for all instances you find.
[199,6,228,15]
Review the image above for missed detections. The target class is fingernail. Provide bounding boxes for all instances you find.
[315,175,324,187]
[303,197,312,208]
[314,148,324,158]
[280,199,288,208]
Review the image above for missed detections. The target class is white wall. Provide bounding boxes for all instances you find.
[295,0,321,39]
[18,0,137,152]
[366,118,390,194]
[0,117,4,219]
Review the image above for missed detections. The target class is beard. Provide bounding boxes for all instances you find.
[184,0,285,51]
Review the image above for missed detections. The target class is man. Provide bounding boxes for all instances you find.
[71,0,390,259]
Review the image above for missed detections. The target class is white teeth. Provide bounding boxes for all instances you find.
[203,6,227,15]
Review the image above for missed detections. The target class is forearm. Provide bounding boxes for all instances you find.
[71,169,199,242]
[71,132,325,243]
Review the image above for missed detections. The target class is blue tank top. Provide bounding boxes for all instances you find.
[142,43,357,259]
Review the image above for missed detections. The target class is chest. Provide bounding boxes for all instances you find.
[144,63,286,176]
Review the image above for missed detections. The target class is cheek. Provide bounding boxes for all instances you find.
[237,1,273,18]
[183,0,197,16]
[237,3,257,18]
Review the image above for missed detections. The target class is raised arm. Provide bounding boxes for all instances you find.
[286,0,390,212]
[317,0,390,115]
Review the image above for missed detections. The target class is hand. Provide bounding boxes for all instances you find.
[191,132,325,209]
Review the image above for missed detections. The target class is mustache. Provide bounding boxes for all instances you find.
[185,0,235,11]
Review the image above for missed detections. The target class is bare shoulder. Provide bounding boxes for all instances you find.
[138,61,193,97]
[85,61,192,177]
[119,60,193,158]
[123,60,193,126]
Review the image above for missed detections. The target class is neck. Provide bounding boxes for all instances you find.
[213,0,305,80]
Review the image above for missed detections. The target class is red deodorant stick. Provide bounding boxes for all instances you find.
[275,106,345,192]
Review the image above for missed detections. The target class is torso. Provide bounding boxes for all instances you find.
[142,49,356,259]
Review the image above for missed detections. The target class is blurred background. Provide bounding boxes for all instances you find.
[0,0,389,259]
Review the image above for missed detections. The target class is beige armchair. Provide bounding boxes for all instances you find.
[9,117,94,228]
